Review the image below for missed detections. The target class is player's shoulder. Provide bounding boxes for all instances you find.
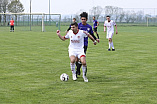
[78,22,82,26]
[104,20,108,23]
[67,30,73,34]
[78,29,84,33]
[86,23,92,28]
[111,20,115,22]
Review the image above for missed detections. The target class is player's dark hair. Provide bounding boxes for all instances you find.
[80,12,88,19]
[71,22,78,27]
[73,18,76,20]
[106,15,110,18]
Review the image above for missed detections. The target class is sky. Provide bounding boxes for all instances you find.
[20,0,157,15]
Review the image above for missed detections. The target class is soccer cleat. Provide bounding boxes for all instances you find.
[72,74,77,81]
[83,76,88,82]
[108,49,111,51]
[112,49,115,51]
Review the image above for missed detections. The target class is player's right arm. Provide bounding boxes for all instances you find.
[104,21,106,32]
[83,31,96,45]
[57,30,67,41]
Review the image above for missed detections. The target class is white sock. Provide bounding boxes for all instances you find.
[109,42,111,49]
[111,42,114,49]
[82,65,87,77]
[70,63,76,74]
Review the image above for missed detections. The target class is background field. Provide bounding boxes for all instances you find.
[0,26,157,104]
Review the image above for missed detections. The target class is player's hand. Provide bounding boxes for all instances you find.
[93,40,97,45]
[57,30,60,35]
[96,39,100,43]
[104,30,106,32]
[116,31,118,34]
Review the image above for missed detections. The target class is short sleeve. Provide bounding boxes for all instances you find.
[83,31,88,38]
[113,21,116,26]
[64,33,70,39]
[104,21,106,26]
[89,26,93,35]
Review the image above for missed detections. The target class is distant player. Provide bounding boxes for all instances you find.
[57,22,96,82]
[104,16,118,51]
[93,16,99,39]
[66,18,76,33]
[76,12,99,76]
[10,18,14,32]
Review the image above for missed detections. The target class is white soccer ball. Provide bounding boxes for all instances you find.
[60,73,69,81]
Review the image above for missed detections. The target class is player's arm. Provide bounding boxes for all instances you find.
[97,21,99,26]
[83,31,96,45]
[115,25,118,34]
[104,22,106,32]
[56,30,67,41]
[104,26,106,32]
[66,26,71,32]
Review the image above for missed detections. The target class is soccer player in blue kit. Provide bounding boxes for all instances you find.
[93,16,99,39]
[76,12,100,77]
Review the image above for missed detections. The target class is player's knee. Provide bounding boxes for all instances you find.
[109,39,112,42]
[81,60,86,65]
[70,60,75,63]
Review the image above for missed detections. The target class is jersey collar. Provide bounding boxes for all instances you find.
[73,29,79,35]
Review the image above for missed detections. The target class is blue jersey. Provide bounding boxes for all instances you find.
[93,20,98,28]
[78,23,94,46]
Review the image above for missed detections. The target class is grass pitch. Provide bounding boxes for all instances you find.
[0,26,157,104]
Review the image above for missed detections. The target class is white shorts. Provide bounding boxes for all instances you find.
[106,32,114,39]
[68,49,86,59]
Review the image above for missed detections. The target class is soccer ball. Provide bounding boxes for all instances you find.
[60,73,69,81]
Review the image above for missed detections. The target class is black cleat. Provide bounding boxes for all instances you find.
[108,49,111,51]
[112,49,115,51]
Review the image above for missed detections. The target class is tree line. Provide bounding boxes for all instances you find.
[64,6,155,24]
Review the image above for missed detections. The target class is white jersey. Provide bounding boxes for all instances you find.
[64,30,88,51]
[104,20,116,33]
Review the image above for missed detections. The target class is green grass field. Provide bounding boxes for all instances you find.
[0,26,157,104]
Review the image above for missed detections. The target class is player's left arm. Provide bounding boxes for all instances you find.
[89,28,100,43]
[97,21,99,27]
[115,25,118,34]
[83,31,96,45]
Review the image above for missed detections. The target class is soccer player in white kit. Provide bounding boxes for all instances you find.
[57,22,96,82]
[104,16,118,51]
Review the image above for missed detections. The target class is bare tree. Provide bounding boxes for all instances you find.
[125,11,131,23]
[104,6,114,17]
[0,0,10,25]
[104,6,123,22]
[136,10,144,23]
[114,7,123,22]
[130,11,137,23]
[119,11,125,23]
[90,6,103,19]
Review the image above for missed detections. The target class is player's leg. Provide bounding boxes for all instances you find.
[80,55,88,82]
[108,38,111,51]
[69,50,77,80]
[10,26,12,32]
[95,28,99,39]
[110,33,115,51]
[76,46,87,76]
[108,33,114,51]
[13,26,14,32]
